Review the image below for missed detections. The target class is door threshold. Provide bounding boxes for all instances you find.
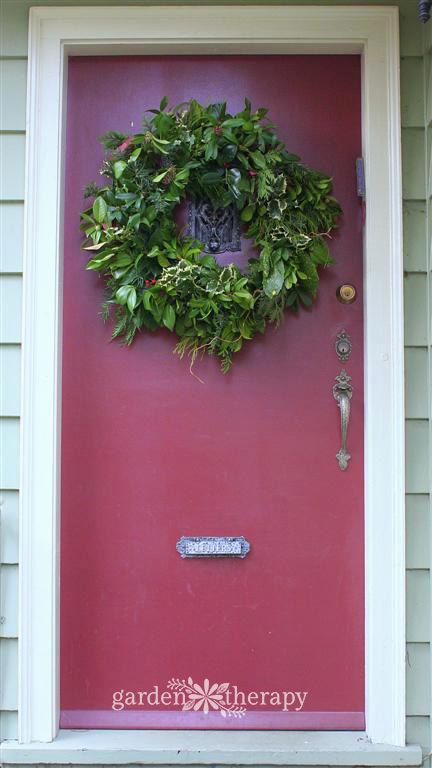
[1,729,422,765]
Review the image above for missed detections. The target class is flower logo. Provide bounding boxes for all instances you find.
[184,679,225,714]
[167,677,246,718]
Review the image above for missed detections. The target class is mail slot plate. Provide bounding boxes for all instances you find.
[176,536,250,558]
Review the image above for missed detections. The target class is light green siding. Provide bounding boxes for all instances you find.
[407,570,430,642]
[406,420,430,493]
[0,491,19,565]
[401,57,424,127]
[0,564,18,639]
[0,0,430,756]
[404,273,429,345]
[402,128,426,199]
[407,495,430,568]
[0,204,23,273]
[0,276,22,343]
[403,201,427,271]
[0,347,21,418]
[405,348,429,417]
[0,136,26,200]
[423,19,432,764]
[0,61,26,132]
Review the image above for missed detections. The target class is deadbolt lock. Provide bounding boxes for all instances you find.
[335,330,352,362]
[336,284,357,304]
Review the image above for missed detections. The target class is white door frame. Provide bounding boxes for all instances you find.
[5,4,415,764]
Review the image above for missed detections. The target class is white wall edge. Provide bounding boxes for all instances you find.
[18,4,405,754]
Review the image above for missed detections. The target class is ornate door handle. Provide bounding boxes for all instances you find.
[333,370,353,470]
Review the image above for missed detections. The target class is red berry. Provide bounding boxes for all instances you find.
[118,135,133,152]
[152,279,157,285]
[249,170,257,177]
[146,280,150,287]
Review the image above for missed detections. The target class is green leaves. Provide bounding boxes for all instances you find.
[162,304,176,332]
[233,289,254,309]
[113,160,127,179]
[127,287,137,313]
[81,97,341,371]
[128,147,142,163]
[201,170,224,185]
[207,102,226,121]
[86,252,114,270]
[204,139,218,162]
[153,170,169,183]
[143,290,153,311]
[310,237,333,266]
[97,130,127,150]
[222,117,245,128]
[92,196,108,223]
[114,285,138,313]
[115,285,133,306]
[264,260,285,298]
[241,204,255,222]
[250,150,266,170]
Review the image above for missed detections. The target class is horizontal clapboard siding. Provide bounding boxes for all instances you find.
[407,643,431,715]
[0,0,429,755]
[0,135,25,201]
[0,276,22,343]
[0,204,24,273]
[407,570,430,642]
[0,491,19,564]
[0,346,21,417]
[403,201,427,271]
[406,494,430,568]
[405,348,429,417]
[0,61,26,132]
[406,12,430,757]
[0,7,23,742]
[0,564,18,638]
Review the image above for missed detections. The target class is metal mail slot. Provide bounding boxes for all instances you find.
[176,536,250,558]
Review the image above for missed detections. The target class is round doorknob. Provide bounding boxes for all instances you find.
[336,284,357,304]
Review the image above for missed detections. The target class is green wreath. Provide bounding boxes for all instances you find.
[81,98,341,372]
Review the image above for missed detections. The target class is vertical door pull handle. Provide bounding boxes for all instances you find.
[333,370,353,471]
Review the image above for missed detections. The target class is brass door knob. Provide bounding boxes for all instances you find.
[336,284,357,304]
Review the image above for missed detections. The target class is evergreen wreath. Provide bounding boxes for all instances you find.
[81,98,341,373]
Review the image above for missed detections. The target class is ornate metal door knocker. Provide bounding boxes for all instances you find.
[187,200,241,254]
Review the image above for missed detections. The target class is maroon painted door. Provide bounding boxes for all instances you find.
[61,55,363,730]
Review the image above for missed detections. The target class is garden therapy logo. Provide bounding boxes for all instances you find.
[112,679,308,716]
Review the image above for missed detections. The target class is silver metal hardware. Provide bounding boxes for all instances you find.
[176,536,250,558]
[333,370,353,471]
[335,329,352,362]
[187,200,241,254]
[356,157,365,198]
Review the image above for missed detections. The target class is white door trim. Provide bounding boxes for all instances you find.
[12,4,407,757]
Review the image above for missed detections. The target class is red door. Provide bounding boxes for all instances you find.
[61,55,363,730]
